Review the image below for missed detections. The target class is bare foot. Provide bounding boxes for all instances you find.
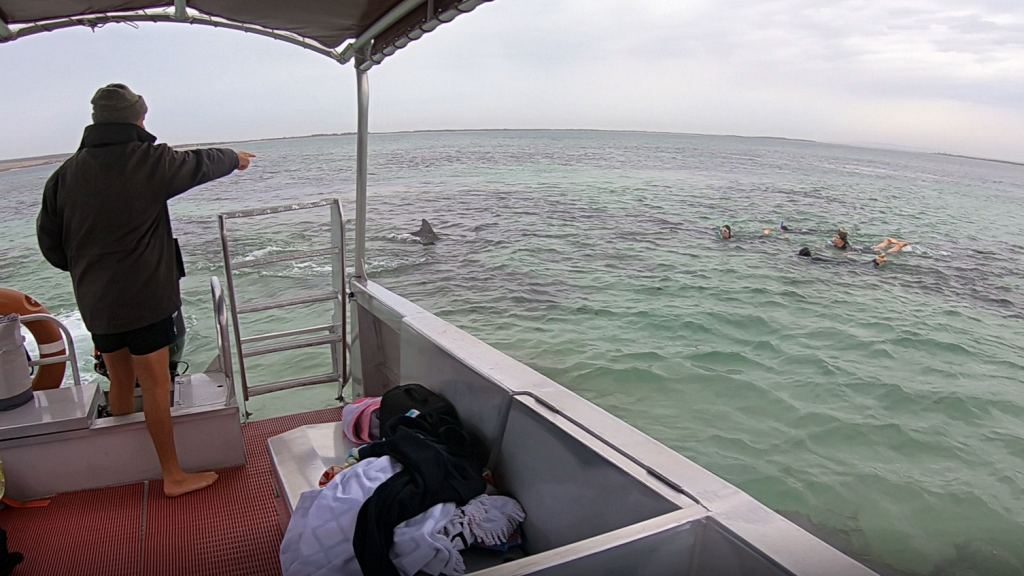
[163,471,219,497]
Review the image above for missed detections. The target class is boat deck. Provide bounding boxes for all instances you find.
[0,407,342,576]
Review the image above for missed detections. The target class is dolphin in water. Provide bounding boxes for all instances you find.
[409,219,439,245]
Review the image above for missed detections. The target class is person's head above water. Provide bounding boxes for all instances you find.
[832,229,849,250]
[872,254,887,268]
[798,247,812,257]
[91,83,148,127]
[720,225,732,240]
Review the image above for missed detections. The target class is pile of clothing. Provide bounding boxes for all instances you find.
[280,384,526,576]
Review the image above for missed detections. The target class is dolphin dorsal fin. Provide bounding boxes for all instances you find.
[416,219,436,236]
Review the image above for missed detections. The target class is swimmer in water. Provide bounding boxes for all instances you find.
[873,237,911,254]
[773,220,824,235]
[832,229,850,250]
[720,224,733,240]
[797,247,840,263]
[800,246,890,269]
[762,221,795,236]
[831,230,911,255]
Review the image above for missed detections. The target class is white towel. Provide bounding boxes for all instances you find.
[441,495,526,550]
[280,456,400,576]
[280,456,467,576]
[391,502,464,576]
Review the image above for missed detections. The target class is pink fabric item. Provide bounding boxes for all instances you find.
[342,397,381,445]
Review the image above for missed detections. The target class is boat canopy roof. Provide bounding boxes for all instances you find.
[0,0,490,67]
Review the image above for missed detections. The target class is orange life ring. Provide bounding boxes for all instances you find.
[0,288,66,390]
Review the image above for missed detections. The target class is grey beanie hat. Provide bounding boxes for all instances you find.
[91,83,148,124]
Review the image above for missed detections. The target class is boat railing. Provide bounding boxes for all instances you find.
[209,276,236,407]
[20,313,82,387]
[217,199,348,410]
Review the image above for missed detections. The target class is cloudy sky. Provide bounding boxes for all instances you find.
[1,0,1023,161]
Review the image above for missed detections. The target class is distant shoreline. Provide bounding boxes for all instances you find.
[933,152,1024,167]
[176,128,820,148]
[0,154,68,174]
[3,129,1021,168]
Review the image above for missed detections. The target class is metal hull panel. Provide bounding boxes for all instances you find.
[0,373,245,500]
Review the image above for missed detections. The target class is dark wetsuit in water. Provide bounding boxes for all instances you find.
[800,251,884,269]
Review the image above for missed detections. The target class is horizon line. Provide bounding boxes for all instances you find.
[2,128,1022,168]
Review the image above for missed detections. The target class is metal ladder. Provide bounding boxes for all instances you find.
[218,199,348,413]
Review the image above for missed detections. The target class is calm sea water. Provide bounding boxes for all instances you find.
[2,130,1023,575]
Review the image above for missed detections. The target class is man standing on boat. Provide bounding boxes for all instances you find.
[36,83,254,497]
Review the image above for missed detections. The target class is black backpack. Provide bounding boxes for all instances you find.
[380,383,460,436]
[379,383,490,476]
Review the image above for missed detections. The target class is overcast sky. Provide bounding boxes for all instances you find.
[1,0,1023,161]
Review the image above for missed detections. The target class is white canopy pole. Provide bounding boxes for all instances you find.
[353,53,370,280]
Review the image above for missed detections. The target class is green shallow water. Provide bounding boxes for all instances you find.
[2,130,1023,575]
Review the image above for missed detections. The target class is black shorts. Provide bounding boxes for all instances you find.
[92,312,181,356]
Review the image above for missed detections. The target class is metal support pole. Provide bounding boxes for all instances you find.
[354,58,370,280]
[0,17,13,41]
[174,0,188,21]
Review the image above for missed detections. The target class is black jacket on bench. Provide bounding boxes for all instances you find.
[353,413,487,576]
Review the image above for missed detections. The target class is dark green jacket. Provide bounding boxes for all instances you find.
[37,123,238,334]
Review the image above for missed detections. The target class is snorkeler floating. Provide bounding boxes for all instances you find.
[720,222,912,269]
[719,222,785,239]
[720,223,912,269]
[721,221,809,240]
[761,222,806,235]
[832,229,851,250]
[798,246,892,268]
[831,229,911,254]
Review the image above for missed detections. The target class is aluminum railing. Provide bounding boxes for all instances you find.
[217,199,348,405]
[20,313,82,387]
[209,276,236,407]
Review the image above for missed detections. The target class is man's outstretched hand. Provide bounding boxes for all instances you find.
[237,151,255,171]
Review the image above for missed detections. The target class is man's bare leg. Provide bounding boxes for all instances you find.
[132,346,218,497]
[102,348,136,416]
[873,239,894,252]
[885,239,911,254]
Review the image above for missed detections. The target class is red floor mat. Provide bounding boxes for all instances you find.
[0,407,342,576]
[1,483,144,576]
